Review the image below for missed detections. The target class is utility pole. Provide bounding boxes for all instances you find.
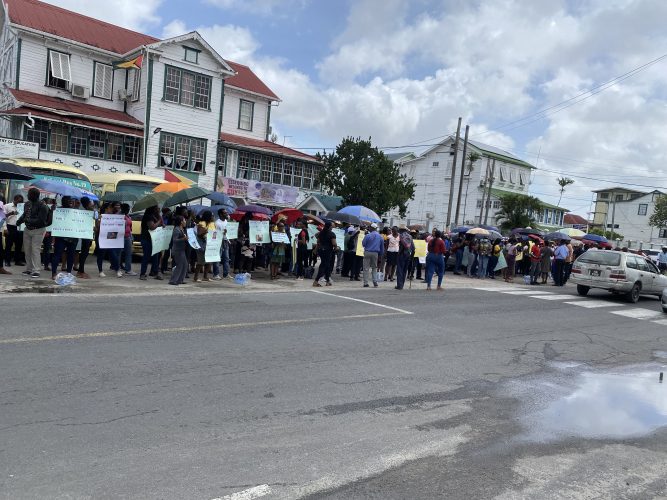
[478,158,491,223]
[453,124,469,227]
[483,159,496,225]
[445,117,462,230]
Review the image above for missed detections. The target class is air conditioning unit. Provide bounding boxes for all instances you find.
[425,212,434,219]
[117,89,130,101]
[71,84,90,99]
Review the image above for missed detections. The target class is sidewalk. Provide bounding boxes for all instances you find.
[0,266,537,295]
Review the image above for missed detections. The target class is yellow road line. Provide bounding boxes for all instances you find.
[0,312,402,345]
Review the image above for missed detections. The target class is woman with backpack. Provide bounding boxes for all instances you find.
[425,229,446,291]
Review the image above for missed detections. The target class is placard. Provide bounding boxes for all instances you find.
[150,225,173,255]
[16,202,25,231]
[249,220,270,244]
[355,230,366,256]
[51,208,94,239]
[98,214,125,249]
[413,240,427,258]
[271,231,290,244]
[187,227,201,249]
[307,224,319,250]
[332,228,346,247]
[226,221,239,240]
[205,230,222,263]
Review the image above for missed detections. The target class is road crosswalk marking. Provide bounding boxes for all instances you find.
[652,318,667,326]
[611,309,665,320]
[502,290,553,295]
[532,294,584,301]
[564,300,626,308]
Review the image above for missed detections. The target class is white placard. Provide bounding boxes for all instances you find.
[98,214,125,248]
[271,231,290,244]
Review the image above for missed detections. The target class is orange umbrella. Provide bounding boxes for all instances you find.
[154,182,190,193]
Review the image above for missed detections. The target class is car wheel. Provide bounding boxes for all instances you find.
[577,284,590,296]
[626,283,641,303]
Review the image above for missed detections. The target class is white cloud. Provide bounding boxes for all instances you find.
[43,0,162,32]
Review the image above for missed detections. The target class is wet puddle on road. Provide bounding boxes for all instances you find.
[507,361,667,442]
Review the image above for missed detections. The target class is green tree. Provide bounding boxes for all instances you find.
[557,177,574,207]
[649,194,667,229]
[495,193,543,232]
[317,137,415,217]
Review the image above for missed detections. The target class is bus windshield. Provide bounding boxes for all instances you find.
[116,180,161,199]
[7,170,92,198]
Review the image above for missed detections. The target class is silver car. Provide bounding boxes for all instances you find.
[662,287,667,313]
[571,250,667,303]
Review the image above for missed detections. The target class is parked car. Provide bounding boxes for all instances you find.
[641,249,661,266]
[571,249,667,303]
[662,287,667,313]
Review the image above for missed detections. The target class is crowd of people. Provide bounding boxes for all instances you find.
[2,190,667,290]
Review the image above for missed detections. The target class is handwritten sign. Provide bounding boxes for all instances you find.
[249,220,270,244]
[98,214,125,248]
[271,231,290,244]
[205,230,222,263]
[51,208,94,239]
[149,225,173,255]
[226,221,239,240]
[413,240,427,258]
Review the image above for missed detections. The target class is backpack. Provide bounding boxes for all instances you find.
[399,232,413,256]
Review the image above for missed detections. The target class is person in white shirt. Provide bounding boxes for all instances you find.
[658,246,667,274]
[0,195,10,274]
[212,208,230,279]
[3,193,24,266]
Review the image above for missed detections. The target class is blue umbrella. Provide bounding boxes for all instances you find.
[478,224,500,232]
[30,178,99,202]
[451,226,472,233]
[338,205,381,223]
[583,233,608,243]
[545,231,571,241]
[186,204,235,216]
[206,192,237,211]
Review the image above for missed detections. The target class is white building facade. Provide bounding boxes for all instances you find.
[600,190,667,248]
[0,0,322,205]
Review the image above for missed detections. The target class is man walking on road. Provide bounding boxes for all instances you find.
[395,224,414,290]
[362,223,384,288]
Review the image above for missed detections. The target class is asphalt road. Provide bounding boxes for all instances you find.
[1,281,666,499]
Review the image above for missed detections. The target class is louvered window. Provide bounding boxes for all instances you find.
[93,62,113,99]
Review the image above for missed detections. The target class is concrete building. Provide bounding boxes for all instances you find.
[597,190,666,248]
[591,187,645,228]
[0,0,322,206]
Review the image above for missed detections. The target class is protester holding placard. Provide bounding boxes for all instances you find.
[3,193,24,267]
[50,196,78,279]
[213,208,230,280]
[169,216,188,286]
[120,204,137,276]
[294,220,309,280]
[96,202,123,278]
[16,188,49,278]
[194,210,215,282]
[139,206,163,280]
[76,197,95,279]
[269,221,288,280]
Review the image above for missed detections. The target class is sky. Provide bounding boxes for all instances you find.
[45,0,667,216]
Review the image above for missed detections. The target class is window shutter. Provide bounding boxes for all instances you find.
[59,52,71,82]
[50,51,63,80]
[94,63,113,99]
[131,70,141,100]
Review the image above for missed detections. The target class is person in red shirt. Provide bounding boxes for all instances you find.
[529,241,542,285]
[425,229,447,291]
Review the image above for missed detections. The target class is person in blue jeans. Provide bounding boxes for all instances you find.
[395,225,414,290]
[425,230,447,291]
[120,203,137,275]
[476,238,491,279]
[51,196,77,279]
[139,205,163,280]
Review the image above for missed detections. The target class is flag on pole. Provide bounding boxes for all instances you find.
[113,54,143,70]
[164,169,194,185]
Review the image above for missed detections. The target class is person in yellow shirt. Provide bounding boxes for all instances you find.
[194,210,216,282]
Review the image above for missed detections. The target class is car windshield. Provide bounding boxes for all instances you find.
[577,251,621,266]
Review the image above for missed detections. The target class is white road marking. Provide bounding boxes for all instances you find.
[501,290,553,295]
[312,290,414,315]
[214,485,271,500]
[532,294,582,300]
[652,318,667,326]
[611,308,665,320]
[474,287,527,292]
[564,300,625,309]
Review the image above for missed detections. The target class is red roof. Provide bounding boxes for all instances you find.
[225,61,279,101]
[563,214,589,225]
[5,0,158,54]
[6,88,143,136]
[220,132,317,162]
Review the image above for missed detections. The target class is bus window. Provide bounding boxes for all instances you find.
[116,180,161,199]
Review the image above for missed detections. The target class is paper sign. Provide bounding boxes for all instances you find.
[149,225,173,255]
[271,231,290,244]
[355,230,366,257]
[332,228,346,246]
[249,220,270,244]
[187,227,201,249]
[205,230,222,263]
[307,224,319,250]
[98,214,125,248]
[226,221,239,240]
[413,240,427,258]
[16,203,25,231]
[51,208,94,239]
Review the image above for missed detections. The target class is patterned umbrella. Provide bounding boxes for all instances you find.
[557,227,586,238]
[338,205,381,223]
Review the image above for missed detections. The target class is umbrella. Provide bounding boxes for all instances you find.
[451,226,472,234]
[511,227,545,237]
[133,192,171,212]
[478,224,500,232]
[557,227,586,238]
[206,192,237,211]
[186,204,235,216]
[230,211,270,222]
[154,181,191,193]
[272,208,303,225]
[102,192,138,202]
[304,214,325,225]
[582,233,608,243]
[545,231,571,241]
[486,230,503,240]
[324,210,361,225]
[29,179,99,202]
[164,186,211,207]
[0,161,33,180]
[408,223,425,231]
[236,204,273,216]
[467,227,490,236]
[338,205,381,223]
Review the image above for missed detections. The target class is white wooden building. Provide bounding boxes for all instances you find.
[0,0,322,204]
[598,190,667,248]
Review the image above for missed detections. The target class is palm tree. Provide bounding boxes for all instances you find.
[462,151,482,224]
[495,193,543,232]
[557,177,574,207]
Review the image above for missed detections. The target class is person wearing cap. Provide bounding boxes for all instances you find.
[361,222,384,288]
[658,246,667,274]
